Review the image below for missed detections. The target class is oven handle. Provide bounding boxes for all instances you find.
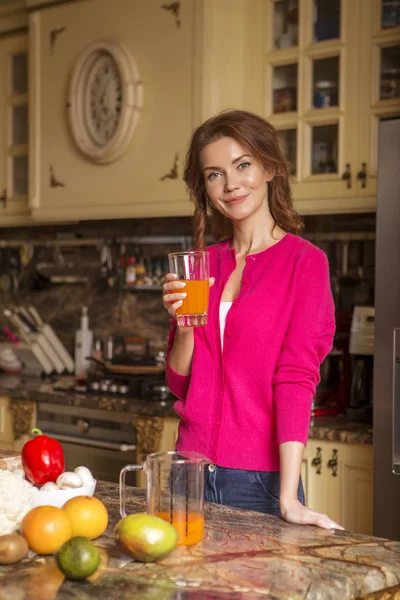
[46,432,136,453]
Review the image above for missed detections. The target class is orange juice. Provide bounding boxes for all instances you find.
[156,511,204,546]
[177,279,209,317]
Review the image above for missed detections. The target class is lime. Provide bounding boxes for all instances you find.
[56,536,101,580]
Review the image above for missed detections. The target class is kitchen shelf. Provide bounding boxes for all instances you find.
[123,285,162,292]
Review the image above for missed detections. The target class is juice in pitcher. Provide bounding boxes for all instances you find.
[156,511,204,546]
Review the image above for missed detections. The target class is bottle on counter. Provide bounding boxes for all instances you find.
[74,306,93,376]
[125,246,137,287]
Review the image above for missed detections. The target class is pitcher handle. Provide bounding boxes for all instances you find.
[119,464,144,517]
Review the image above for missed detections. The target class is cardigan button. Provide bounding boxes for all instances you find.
[208,464,216,473]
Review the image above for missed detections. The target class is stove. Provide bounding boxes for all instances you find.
[45,370,171,485]
[74,370,171,401]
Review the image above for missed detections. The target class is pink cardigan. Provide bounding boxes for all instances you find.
[166,234,335,471]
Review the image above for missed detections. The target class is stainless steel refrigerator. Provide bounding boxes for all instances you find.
[374,117,400,541]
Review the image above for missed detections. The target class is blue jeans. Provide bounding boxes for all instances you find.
[204,465,305,516]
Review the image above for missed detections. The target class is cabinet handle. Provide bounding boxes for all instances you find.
[0,189,6,209]
[357,162,367,188]
[327,449,338,477]
[311,447,322,475]
[341,163,352,189]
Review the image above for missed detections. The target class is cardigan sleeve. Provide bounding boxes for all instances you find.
[272,248,335,446]
[165,319,191,400]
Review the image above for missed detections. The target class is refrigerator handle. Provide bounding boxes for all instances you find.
[393,328,400,475]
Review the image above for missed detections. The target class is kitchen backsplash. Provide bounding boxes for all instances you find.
[0,213,376,356]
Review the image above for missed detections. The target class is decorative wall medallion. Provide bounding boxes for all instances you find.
[50,166,65,188]
[49,27,66,54]
[161,1,181,29]
[67,40,143,164]
[160,153,179,181]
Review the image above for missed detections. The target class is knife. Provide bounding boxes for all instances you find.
[4,310,53,375]
[16,308,65,374]
[28,305,75,373]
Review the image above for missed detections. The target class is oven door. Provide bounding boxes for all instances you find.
[37,403,138,486]
[45,433,137,485]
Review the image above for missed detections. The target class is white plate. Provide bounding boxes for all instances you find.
[31,481,97,509]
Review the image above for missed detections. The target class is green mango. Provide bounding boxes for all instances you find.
[114,514,178,563]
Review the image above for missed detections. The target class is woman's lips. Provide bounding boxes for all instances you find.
[225,194,248,205]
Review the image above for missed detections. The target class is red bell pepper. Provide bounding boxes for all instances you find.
[21,428,65,485]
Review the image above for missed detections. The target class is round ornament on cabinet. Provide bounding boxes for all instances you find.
[67,40,143,164]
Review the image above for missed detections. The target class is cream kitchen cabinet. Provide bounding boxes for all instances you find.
[257,0,400,215]
[302,439,341,525]
[303,438,373,535]
[0,396,14,450]
[0,33,33,226]
[28,0,266,223]
[356,0,400,201]
[29,0,197,222]
[0,1,28,37]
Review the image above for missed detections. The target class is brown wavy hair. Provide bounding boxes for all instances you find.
[183,109,303,249]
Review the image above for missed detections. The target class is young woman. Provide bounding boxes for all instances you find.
[162,109,343,530]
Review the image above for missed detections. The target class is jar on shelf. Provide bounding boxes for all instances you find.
[314,80,337,108]
[125,256,137,286]
[381,1,400,29]
[381,68,400,100]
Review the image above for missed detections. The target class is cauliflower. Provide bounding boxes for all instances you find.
[0,470,33,535]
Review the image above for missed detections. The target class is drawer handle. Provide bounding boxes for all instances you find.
[357,162,367,188]
[311,447,322,475]
[341,163,352,189]
[0,189,6,209]
[327,449,338,477]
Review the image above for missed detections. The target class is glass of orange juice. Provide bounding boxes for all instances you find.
[120,451,210,547]
[168,250,210,327]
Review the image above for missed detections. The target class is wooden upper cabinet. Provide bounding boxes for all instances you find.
[261,0,400,215]
[357,0,400,199]
[0,34,32,226]
[29,0,199,222]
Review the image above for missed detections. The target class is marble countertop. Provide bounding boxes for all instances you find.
[0,374,373,443]
[0,481,399,599]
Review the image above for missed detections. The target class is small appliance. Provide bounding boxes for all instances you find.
[346,305,375,423]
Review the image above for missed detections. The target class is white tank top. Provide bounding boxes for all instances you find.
[219,302,233,350]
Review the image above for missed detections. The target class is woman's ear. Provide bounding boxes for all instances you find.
[265,169,275,183]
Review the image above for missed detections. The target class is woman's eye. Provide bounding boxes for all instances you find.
[207,172,220,181]
[238,162,250,170]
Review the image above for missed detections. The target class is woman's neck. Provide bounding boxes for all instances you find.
[231,210,285,257]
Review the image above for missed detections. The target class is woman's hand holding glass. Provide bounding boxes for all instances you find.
[162,274,215,322]
[162,273,188,319]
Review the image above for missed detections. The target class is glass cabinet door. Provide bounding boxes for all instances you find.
[0,35,29,221]
[357,0,400,198]
[264,0,360,212]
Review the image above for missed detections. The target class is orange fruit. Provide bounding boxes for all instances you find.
[21,506,72,555]
[62,496,108,540]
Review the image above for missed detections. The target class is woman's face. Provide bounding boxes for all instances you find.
[200,136,274,223]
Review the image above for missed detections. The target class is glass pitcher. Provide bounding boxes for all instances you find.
[120,451,210,546]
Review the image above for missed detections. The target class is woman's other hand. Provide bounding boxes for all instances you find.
[280,498,344,530]
[162,274,215,320]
